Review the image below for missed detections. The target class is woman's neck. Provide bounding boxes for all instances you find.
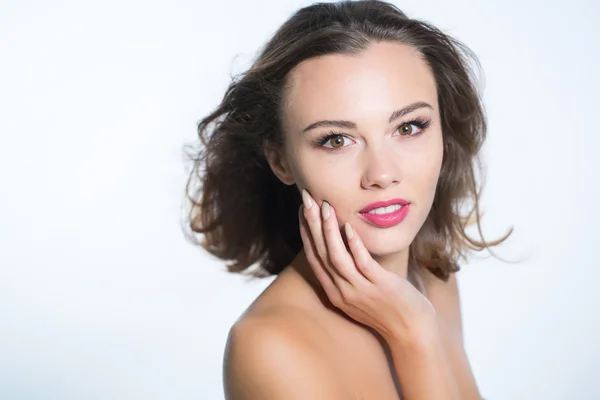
[290,247,410,283]
[289,248,425,297]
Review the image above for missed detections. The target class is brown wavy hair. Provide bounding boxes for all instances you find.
[183,0,513,282]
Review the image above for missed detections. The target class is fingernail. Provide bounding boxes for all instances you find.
[321,201,330,220]
[301,189,313,209]
[344,222,353,239]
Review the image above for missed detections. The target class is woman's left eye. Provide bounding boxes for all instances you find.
[394,119,431,136]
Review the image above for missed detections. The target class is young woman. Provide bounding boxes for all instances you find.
[185,1,512,398]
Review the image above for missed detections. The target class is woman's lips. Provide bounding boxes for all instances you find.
[359,203,410,228]
[359,198,410,213]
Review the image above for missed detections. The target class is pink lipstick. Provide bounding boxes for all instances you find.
[359,198,410,228]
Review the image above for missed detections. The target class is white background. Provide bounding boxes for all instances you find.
[1,0,599,399]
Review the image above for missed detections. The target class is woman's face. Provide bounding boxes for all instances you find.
[275,41,443,257]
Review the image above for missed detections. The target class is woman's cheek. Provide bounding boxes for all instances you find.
[296,161,332,194]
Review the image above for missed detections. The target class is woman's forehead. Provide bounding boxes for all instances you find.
[282,42,438,130]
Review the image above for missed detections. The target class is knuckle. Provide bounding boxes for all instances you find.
[354,261,366,271]
[356,256,369,269]
[321,280,335,297]
[329,293,343,307]
[329,252,344,266]
[340,287,357,304]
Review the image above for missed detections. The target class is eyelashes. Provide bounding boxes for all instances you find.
[312,117,432,152]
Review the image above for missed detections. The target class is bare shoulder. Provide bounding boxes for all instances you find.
[223,308,348,400]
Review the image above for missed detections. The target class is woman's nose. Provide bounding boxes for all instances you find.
[360,146,401,190]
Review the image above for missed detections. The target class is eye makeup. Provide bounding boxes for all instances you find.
[311,116,432,152]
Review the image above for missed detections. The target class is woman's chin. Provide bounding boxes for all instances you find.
[361,237,411,259]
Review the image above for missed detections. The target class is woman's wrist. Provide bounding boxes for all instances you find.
[383,310,440,349]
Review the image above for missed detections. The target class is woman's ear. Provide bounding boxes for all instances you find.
[263,141,295,185]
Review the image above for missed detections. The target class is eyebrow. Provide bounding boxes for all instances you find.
[301,101,434,133]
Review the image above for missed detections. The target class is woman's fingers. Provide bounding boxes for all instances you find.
[298,206,337,297]
[321,201,371,288]
[344,222,382,285]
[301,190,346,285]
[301,189,327,262]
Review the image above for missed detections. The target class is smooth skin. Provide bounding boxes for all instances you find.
[298,191,460,400]
[223,41,482,399]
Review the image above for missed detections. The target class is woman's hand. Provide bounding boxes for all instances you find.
[298,189,438,344]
